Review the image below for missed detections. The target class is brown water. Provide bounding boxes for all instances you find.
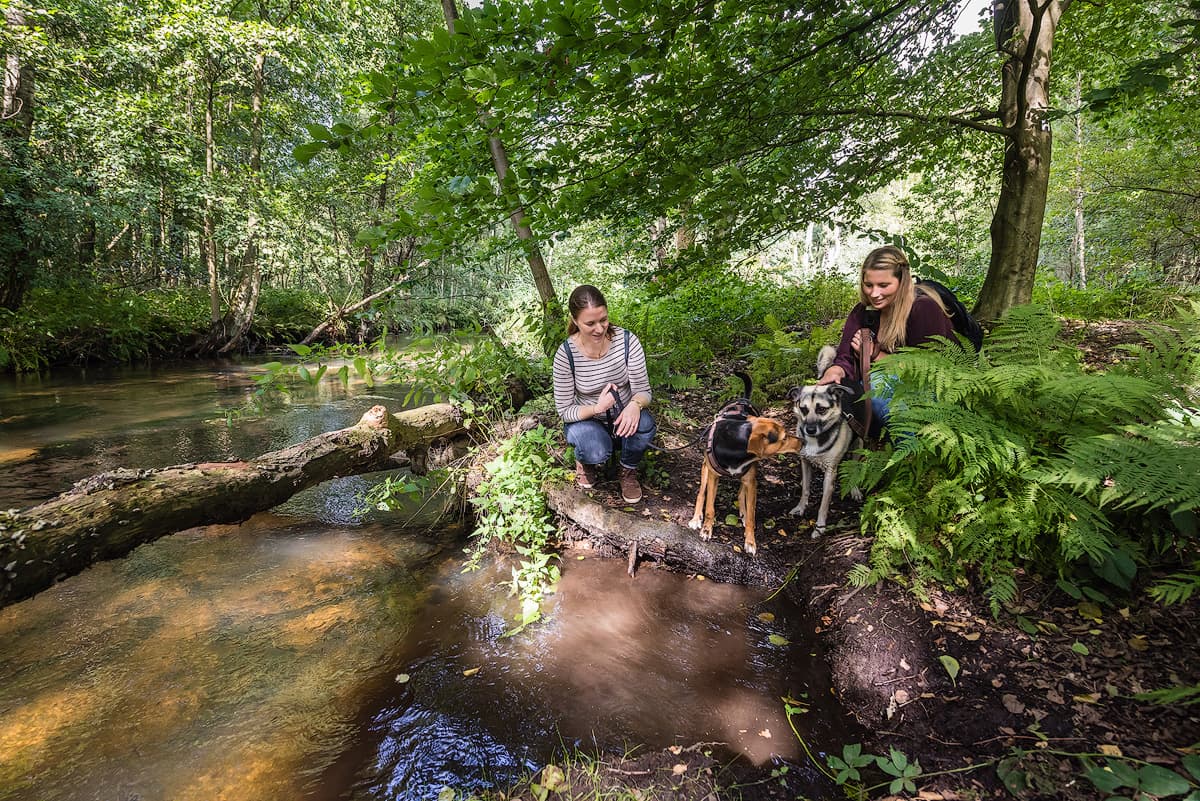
[0,361,848,800]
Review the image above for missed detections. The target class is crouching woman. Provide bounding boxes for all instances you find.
[552,285,656,503]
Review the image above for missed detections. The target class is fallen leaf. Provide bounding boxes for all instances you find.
[668,745,683,755]
[1073,693,1101,704]
[1002,694,1026,715]
[1128,634,1149,652]
[541,764,565,791]
[395,673,410,684]
[757,612,776,623]
[462,667,480,677]
[1071,641,1091,656]
[963,632,982,641]
[758,729,772,738]
[672,763,688,775]
[900,658,912,671]
[1077,601,1103,622]
[939,654,961,685]
[1099,744,1123,757]
[768,634,790,646]
[1046,689,1065,705]
[894,689,910,704]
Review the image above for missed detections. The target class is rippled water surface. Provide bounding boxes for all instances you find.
[0,361,847,800]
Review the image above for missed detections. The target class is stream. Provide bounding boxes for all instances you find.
[0,359,849,800]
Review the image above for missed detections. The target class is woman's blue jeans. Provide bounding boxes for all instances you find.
[565,410,657,469]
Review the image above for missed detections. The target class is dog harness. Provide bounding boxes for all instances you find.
[704,396,758,479]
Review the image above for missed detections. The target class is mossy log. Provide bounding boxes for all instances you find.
[1,403,467,608]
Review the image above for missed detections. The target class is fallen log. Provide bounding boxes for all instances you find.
[1,403,466,608]
[544,484,783,587]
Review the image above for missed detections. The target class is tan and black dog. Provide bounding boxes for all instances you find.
[689,372,801,555]
[786,345,864,537]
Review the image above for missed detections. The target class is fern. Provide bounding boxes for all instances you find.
[848,303,1200,603]
[1148,565,1200,606]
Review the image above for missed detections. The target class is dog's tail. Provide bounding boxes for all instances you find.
[816,345,837,377]
[733,370,753,398]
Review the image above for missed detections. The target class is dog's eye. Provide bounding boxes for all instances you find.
[767,431,779,443]
[816,405,828,414]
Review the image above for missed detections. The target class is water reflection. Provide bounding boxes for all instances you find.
[0,516,451,801]
[330,557,847,801]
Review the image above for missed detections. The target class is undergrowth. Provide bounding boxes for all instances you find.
[842,303,1200,610]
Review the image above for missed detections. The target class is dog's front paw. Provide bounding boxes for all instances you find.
[687,515,702,531]
[849,487,864,502]
[743,538,756,556]
[810,525,825,540]
[789,500,809,517]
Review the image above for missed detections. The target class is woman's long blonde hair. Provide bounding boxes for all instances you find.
[859,245,946,353]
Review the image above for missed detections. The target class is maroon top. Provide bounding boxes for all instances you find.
[830,292,956,381]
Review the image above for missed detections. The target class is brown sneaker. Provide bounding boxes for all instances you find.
[618,466,642,504]
[575,461,600,490]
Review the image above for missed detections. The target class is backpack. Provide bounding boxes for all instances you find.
[916,279,984,352]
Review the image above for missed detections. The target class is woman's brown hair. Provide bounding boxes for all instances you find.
[566,284,615,339]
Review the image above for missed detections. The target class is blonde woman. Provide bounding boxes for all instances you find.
[818,245,954,432]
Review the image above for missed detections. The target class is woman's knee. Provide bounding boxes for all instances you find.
[565,421,613,464]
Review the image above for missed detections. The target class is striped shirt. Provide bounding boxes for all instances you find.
[553,326,652,423]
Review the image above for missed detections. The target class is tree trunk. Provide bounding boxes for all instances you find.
[1,2,37,311]
[973,0,1070,323]
[217,50,267,354]
[0,403,468,609]
[1071,74,1086,289]
[203,59,221,328]
[441,0,558,316]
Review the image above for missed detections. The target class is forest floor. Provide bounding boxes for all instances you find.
[505,320,1200,800]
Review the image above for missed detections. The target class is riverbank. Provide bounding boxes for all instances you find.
[515,318,1200,799]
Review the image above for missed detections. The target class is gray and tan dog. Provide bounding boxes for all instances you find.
[786,345,864,537]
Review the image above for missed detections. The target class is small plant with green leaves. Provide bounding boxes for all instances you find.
[467,425,570,632]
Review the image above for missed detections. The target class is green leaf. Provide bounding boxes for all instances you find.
[1071,641,1090,656]
[1138,765,1191,797]
[939,654,960,685]
[768,634,789,646]
[1182,754,1200,781]
[1085,766,1130,793]
[724,513,739,526]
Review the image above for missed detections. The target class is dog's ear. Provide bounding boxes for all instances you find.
[786,386,803,403]
[829,384,854,399]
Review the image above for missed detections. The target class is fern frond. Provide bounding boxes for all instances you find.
[1039,423,1200,514]
[1133,684,1200,706]
[985,305,1075,369]
[1148,566,1200,606]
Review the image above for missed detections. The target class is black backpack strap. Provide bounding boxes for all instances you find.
[623,328,630,364]
[559,340,575,379]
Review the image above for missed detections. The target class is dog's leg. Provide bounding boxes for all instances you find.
[741,464,758,555]
[701,463,719,540]
[813,466,839,538]
[790,459,812,517]
[688,461,709,533]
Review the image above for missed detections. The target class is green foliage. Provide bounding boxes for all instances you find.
[466,426,570,632]
[842,304,1200,609]
[383,329,549,425]
[611,267,855,393]
[1033,272,1190,321]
